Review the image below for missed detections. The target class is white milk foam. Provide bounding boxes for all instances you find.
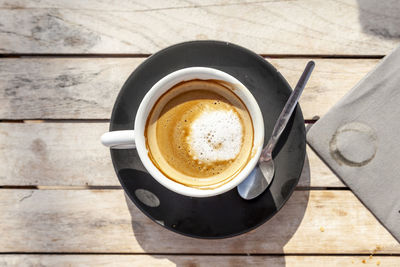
[188,109,243,162]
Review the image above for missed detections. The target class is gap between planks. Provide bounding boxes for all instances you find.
[0,252,398,256]
[0,54,385,59]
[0,119,110,123]
[0,185,122,190]
[0,119,318,124]
[0,185,350,192]
[0,255,398,267]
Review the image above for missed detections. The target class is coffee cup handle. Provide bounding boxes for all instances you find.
[101,130,136,149]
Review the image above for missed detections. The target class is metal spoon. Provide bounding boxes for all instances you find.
[238,61,315,200]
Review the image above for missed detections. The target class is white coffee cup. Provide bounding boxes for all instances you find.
[101,67,264,197]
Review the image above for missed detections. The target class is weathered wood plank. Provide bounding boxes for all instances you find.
[0,0,399,54]
[0,190,398,253]
[0,58,138,119]
[304,147,344,187]
[0,255,398,266]
[0,58,378,120]
[269,58,378,121]
[0,123,112,186]
[0,122,342,187]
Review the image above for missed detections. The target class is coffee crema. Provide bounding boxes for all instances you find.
[145,80,254,189]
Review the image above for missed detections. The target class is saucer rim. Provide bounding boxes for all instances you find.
[109,40,306,239]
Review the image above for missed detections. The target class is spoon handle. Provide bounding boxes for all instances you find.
[261,61,315,160]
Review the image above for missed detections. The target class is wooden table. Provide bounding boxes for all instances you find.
[1,1,400,266]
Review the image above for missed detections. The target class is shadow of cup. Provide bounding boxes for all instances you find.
[122,153,311,266]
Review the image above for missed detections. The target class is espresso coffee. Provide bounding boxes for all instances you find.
[145,80,254,189]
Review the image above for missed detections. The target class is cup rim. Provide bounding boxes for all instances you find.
[134,67,264,197]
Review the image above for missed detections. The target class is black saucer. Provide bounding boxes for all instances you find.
[110,41,306,239]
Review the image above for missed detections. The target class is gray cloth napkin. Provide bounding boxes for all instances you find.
[307,45,400,243]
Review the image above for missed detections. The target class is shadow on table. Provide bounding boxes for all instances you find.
[357,0,400,40]
[122,152,311,267]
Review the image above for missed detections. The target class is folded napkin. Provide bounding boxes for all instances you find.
[307,45,400,243]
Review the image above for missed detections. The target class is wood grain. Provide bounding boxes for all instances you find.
[0,0,398,262]
[0,189,399,253]
[0,58,378,120]
[0,0,257,11]
[0,255,398,266]
[0,123,113,186]
[0,58,139,119]
[0,0,399,54]
[0,122,342,187]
